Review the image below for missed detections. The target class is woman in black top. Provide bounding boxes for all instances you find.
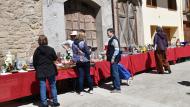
[33,35,60,107]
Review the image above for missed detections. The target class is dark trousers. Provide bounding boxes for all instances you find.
[154,50,171,73]
[110,63,121,90]
[76,62,93,92]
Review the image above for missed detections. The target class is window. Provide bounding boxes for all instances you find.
[168,0,177,10]
[147,0,157,7]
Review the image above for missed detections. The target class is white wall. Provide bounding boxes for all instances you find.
[141,0,184,45]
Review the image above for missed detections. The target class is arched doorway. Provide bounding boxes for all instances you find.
[64,0,100,48]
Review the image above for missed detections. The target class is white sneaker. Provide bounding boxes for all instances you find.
[89,90,93,94]
[79,92,84,96]
[127,78,133,86]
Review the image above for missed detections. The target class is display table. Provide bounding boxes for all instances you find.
[1,46,190,103]
[92,46,190,81]
[167,48,176,61]
[175,46,190,59]
[0,68,95,103]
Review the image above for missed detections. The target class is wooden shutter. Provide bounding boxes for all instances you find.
[117,1,138,47]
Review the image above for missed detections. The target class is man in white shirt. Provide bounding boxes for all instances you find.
[106,28,121,93]
[61,31,77,57]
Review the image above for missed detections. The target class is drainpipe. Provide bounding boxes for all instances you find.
[111,0,116,33]
[179,0,184,41]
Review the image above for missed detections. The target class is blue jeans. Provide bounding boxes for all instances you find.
[76,62,93,92]
[111,63,121,90]
[39,75,58,105]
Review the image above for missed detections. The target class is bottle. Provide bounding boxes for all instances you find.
[56,52,61,63]
[66,52,71,60]
[14,59,17,70]
[14,54,18,70]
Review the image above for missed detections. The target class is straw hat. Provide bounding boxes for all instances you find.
[70,31,78,36]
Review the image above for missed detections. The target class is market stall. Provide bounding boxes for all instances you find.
[1,46,190,103]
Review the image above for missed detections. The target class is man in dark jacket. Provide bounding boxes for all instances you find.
[106,28,121,93]
[33,35,60,107]
[153,26,171,74]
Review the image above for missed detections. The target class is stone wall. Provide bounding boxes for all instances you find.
[0,0,42,65]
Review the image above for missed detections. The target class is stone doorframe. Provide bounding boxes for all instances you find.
[43,0,113,52]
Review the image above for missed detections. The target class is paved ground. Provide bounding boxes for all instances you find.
[1,61,190,107]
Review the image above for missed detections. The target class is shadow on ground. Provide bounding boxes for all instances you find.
[0,96,40,107]
[0,78,78,107]
[145,69,170,74]
[145,69,158,74]
[99,78,113,91]
[98,78,129,91]
[178,81,190,87]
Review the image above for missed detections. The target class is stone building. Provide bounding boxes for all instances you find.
[0,0,143,65]
[0,0,42,65]
[7,0,187,66]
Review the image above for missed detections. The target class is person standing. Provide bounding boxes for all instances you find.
[106,28,121,93]
[176,38,180,47]
[72,29,93,96]
[153,26,171,74]
[61,31,78,57]
[33,35,60,107]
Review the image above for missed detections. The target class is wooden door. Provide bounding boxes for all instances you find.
[184,21,190,42]
[64,0,97,47]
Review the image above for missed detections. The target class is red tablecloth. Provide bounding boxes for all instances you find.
[0,68,95,103]
[94,56,134,84]
[167,48,176,61]
[94,61,110,83]
[129,52,156,74]
[120,56,134,76]
[0,72,37,103]
[175,46,190,59]
[56,67,95,80]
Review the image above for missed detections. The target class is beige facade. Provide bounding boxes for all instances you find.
[141,0,184,45]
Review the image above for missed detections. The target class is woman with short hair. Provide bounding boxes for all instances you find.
[33,35,60,107]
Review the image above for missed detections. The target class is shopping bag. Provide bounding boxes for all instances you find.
[118,63,131,80]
